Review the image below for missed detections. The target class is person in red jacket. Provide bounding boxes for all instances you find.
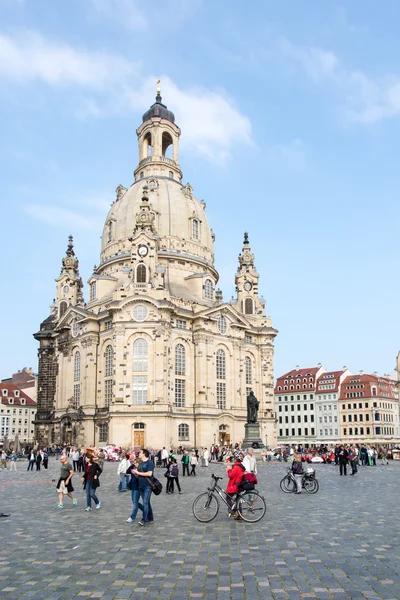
[226,450,245,520]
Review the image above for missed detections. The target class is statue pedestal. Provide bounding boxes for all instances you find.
[243,422,263,450]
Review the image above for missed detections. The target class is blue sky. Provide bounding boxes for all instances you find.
[1,0,399,380]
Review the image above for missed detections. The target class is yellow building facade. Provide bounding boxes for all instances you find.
[34,92,277,450]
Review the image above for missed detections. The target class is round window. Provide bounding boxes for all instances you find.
[217,315,227,334]
[132,304,149,322]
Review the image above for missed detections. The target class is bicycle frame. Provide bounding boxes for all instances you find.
[207,476,241,510]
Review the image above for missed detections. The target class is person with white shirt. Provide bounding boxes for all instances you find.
[71,448,80,472]
[117,453,130,492]
[242,448,257,474]
[161,447,169,468]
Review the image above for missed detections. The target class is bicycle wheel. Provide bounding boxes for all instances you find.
[237,491,266,523]
[192,492,220,522]
[303,478,319,494]
[280,475,295,493]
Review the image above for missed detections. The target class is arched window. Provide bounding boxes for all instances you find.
[175,344,186,407]
[245,298,253,315]
[178,423,189,441]
[192,219,199,240]
[245,356,252,385]
[74,351,81,382]
[162,131,173,157]
[105,344,113,377]
[133,338,148,372]
[134,422,145,430]
[140,172,144,179]
[216,349,226,410]
[175,344,186,376]
[204,279,213,300]
[169,171,174,179]
[136,264,147,283]
[59,301,67,318]
[144,132,152,157]
[133,338,148,405]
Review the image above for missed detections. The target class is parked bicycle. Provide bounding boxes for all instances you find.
[280,467,319,494]
[192,474,266,523]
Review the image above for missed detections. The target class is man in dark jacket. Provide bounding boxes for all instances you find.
[338,446,349,476]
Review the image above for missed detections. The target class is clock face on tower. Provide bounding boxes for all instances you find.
[138,244,149,258]
[244,281,252,292]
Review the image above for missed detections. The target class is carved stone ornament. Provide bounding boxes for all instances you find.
[115,185,127,202]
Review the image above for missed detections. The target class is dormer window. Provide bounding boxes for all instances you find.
[20,398,25,405]
[14,390,19,397]
[204,279,214,300]
[2,389,7,396]
[89,281,97,302]
[8,398,13,404]
[192,219,199,240]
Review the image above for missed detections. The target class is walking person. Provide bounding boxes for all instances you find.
[242,448,258,475]
[27,449,36,471]
[126,458,154,523]
[190,452,198,476]
[1,450,7,470]
[9,451,17,472]
[56,455,77,509]
[181,450,190,476]
[130,449,155,526]
[381,448,389,465]
[81,455,102,512]
[117,453,130,492]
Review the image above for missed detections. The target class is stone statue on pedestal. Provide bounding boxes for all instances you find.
[247,391,259,423]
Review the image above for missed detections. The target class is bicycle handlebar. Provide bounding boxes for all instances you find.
[211,474,223,481]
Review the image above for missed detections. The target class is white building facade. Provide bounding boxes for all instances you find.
[34,91,277,450]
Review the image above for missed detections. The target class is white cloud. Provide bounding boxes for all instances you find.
[280,37,400,124]
[24,196,110,231]
[0,31,137,87]
[0,30,252,161]
[90,0,147,31]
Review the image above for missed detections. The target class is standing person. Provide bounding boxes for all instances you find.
[167,457,182,494]
[242,448,258,475]
[56,455,77,509]
[161,447,168,468]
[291,453,303,494]
[225,450,245,520]
[9,451,17,472]
[130,449,155,526]
[36,450,42,471]
[27,449,36,471]
[81,456,102,512]
[78,450,85,473]
[181,450,190,477]
[349,447,358,476]
[0,450,7,470]
[71,447,79,472]
[117,453,130,492]
[43,449,49,470]
[203,447,209,467]
[97,449,105,471]
[190,452,198,476]
[381,448,389,465]
[338,446,349,476]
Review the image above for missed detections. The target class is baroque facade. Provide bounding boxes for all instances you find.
[34,90,277,450]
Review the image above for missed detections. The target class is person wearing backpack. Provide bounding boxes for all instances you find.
[181,450,190,476]
[166,457,182,494]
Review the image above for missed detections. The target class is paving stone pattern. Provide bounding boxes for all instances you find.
[0,459,399,599]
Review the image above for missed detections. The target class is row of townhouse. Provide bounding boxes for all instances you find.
[275,366,400,447]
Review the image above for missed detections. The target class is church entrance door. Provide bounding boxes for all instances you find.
[133,431,145,448]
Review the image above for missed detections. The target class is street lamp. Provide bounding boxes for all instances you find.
[213,433,216,445]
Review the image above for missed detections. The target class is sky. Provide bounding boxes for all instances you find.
[1,0,399,381]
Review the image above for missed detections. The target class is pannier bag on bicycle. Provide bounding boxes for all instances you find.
[240,472,258,491]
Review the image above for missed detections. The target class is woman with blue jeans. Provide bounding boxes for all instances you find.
[126,459,153,523]
[81,455,102,512]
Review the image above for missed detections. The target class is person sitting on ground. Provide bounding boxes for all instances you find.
[225,450,245,520]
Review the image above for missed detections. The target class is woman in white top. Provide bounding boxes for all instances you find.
[117,454,130,492]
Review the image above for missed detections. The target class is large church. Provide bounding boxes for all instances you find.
[34,89,278,450]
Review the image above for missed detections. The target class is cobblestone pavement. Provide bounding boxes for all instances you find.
[0,458,399,600]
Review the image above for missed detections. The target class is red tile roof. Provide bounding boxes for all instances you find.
[315,370,345,394]
[0,383,36,407]
[339,374,398,400]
